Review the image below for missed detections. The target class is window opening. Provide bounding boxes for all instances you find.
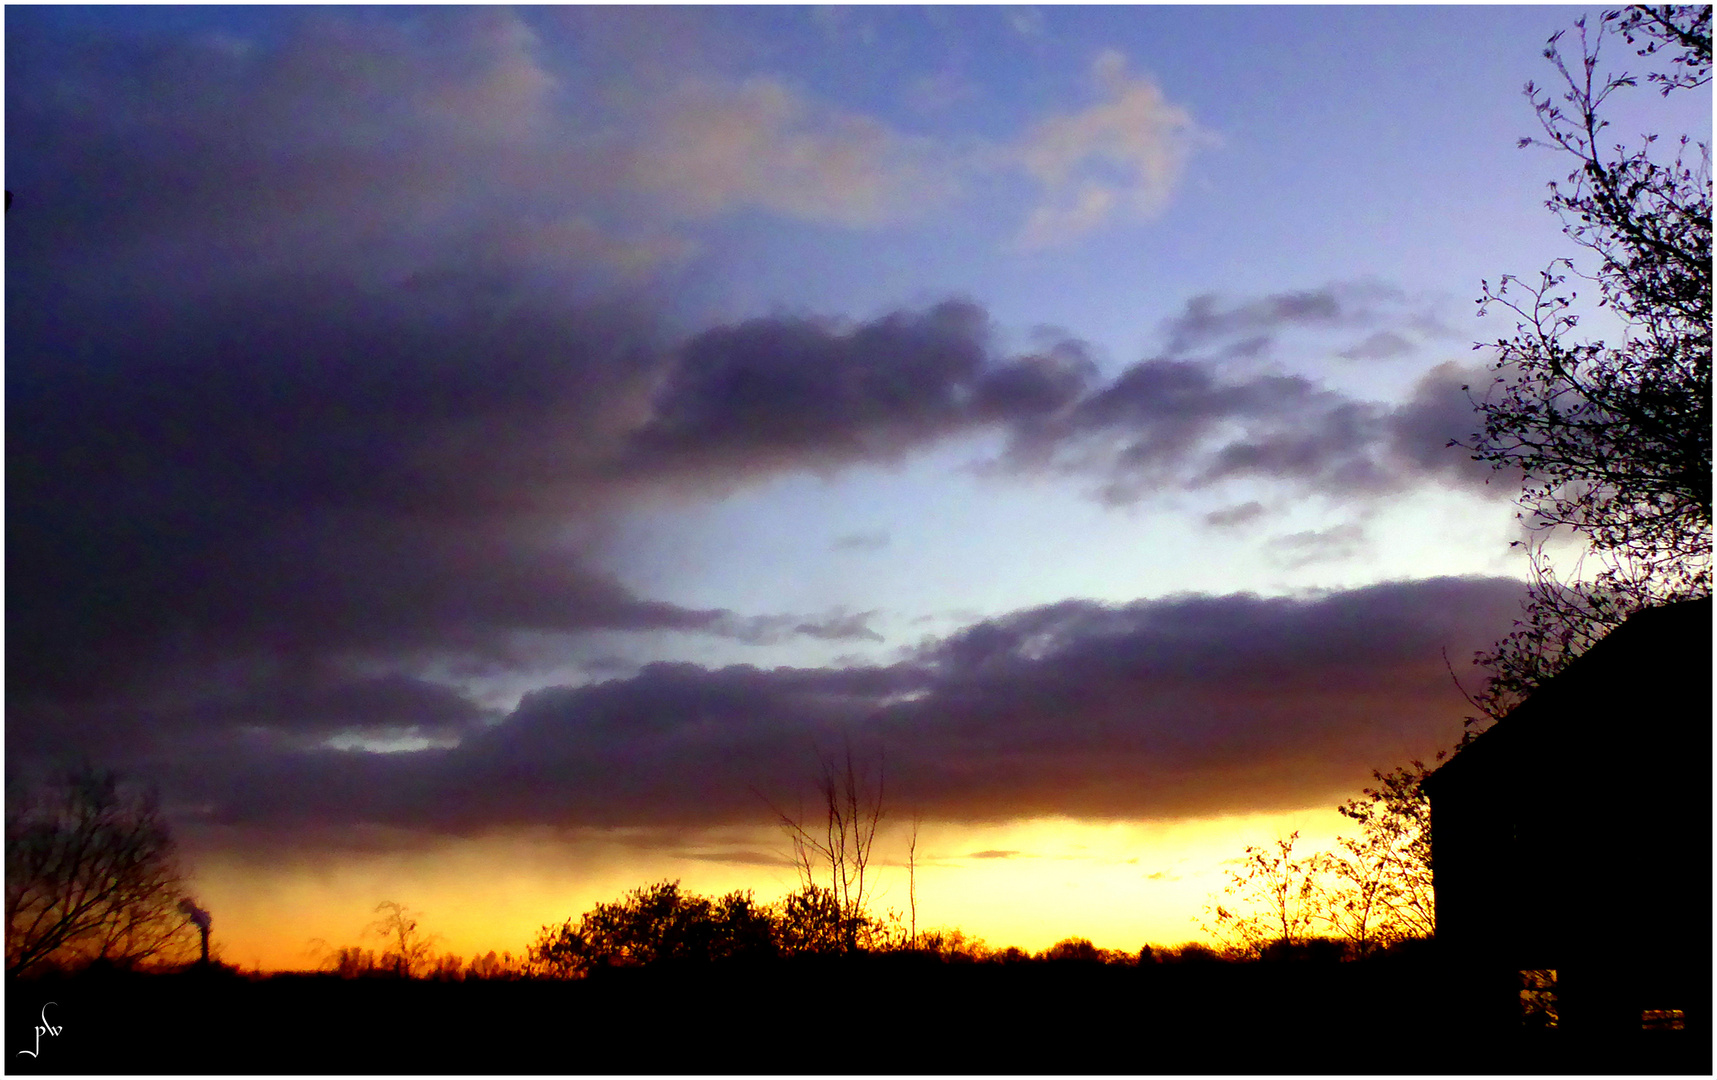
[1642,1008,1685,1031]
[1519,969,1558,1028]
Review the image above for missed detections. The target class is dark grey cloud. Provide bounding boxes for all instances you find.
[1383,361,1510,492]
[795,611,886,643]
[648,306,992,458]
[1002,355,1509,506]
[7,11,612,300]
[3,260,1091,764]
[2,7,946,298]
[1339,331,1416,362]
[1162,288,1347,357]
[1156,283,1442,363]
[679,849,800,868]
[708,610,886,646]
[4,13,1079,753]
[158,576,1526,839]
[1204,502,1267,530]
[7,14,1118,749]
[7,261,1506,789]
[1265,525,1369,569]
[833,530,892,552]
[7,8,1521,824]
[616,300,1079,481]
[184,671,494,739]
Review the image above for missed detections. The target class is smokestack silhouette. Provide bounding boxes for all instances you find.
[179,899,212,964]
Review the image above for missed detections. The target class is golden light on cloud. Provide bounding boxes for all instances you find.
[187,806,1351,971]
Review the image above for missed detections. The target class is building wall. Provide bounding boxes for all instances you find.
[1425,599,1713,1038]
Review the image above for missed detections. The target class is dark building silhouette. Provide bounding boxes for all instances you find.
[1424,597,1712,1041]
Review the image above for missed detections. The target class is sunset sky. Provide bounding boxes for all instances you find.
[9,5,1707,970]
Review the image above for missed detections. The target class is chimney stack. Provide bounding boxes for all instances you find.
[179,899,212,964]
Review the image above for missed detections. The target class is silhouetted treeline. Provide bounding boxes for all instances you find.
[297,879,1288,982]
[12,877,1704,1073]
[7,946,1705,1075]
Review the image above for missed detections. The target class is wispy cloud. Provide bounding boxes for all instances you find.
[1339,331,1418,362]
[1007,8,1047,39]
[1012,51,1211,249]
[677,849,799,868]
[1204,502,1267,530]
[1265,524,1369,569]
[625,77,954,227]
[833,530,892,552]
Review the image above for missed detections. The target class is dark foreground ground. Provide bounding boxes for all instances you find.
[6,954,1708,1074]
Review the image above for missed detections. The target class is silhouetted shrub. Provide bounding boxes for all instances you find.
[772,884,848,956]
[531,880,782,977]
[1162,942,1222,964]
[1041,937,1104,963]
[914,926,991,962]
[324,946,385,978]
[464,950,527,980]
[1260,936,1346,963]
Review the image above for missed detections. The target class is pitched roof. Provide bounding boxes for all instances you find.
[1423,596,1713,796]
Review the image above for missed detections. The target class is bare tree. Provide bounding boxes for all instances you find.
[1199,832,1324,960]
[1317,760,1438,955]
[367,900,439,978]
[762,746,887,954]
[907,814,921,949]
[6,765,198,975]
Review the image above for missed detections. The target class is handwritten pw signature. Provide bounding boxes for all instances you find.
[16,1002,63,1059]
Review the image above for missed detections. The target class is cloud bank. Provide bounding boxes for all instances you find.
[154,576,1525,840]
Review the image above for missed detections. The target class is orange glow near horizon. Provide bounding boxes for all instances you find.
[189,807,1352,972]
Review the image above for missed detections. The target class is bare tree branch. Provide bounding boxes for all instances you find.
[6,766,198,975]
[1460,6,1710,714]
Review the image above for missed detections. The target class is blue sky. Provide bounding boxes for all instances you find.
[8,4,1707,965]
